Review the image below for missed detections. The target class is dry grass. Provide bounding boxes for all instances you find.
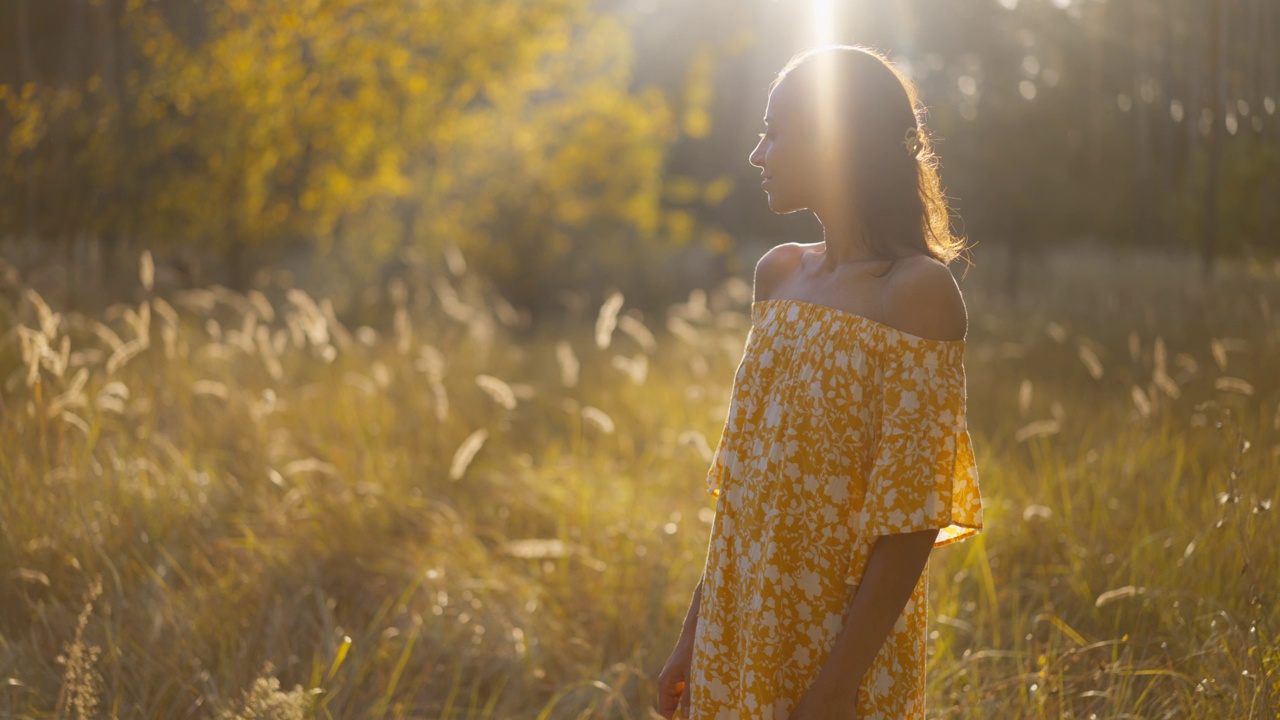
[0,247,1277,719]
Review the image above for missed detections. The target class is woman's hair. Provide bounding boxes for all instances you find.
[770,45,971,275]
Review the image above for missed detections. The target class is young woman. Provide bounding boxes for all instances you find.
[656,45,984,720]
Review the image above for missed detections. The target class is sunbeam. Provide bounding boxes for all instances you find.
[812,0,837,46]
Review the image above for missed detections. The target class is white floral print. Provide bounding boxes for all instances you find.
[688,298,984,720]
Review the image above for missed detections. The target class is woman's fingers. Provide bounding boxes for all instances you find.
[656,642,694,718]
[656,678,683,718]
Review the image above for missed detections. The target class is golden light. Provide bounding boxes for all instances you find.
[808,0,841,198]
[811,0,837,46]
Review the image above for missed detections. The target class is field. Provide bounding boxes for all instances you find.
[1,246,1278,719]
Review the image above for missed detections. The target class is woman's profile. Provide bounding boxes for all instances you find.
[655,44,985,720]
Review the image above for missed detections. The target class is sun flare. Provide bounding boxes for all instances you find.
[812,0,837,46]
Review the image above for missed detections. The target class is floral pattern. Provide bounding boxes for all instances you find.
[687,298,983,720]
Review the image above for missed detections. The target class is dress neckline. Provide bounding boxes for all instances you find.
[751,297,966,346]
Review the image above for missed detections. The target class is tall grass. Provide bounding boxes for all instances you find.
[0,247,1277,718]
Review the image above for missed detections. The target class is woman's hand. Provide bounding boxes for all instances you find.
[787,673,860,720]
[655,638,695,719]
[658,572,705,718]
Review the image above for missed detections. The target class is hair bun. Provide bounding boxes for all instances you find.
[903,126,925,159]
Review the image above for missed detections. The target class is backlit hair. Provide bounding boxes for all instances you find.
[770,45,971,275]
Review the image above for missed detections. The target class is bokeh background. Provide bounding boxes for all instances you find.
[3,0,1278,311]
[1,1,1278,719]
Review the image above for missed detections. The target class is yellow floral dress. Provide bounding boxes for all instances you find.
[687,298,983,720]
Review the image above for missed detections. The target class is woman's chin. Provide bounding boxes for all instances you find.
[766,193,802,214]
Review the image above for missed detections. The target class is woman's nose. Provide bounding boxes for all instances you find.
[749,143,763,168]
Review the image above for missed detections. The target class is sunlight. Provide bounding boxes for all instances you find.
[808,0,841,195]
[811,0,837,46]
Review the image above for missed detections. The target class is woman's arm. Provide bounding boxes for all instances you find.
[656,571,705,719]
[789,528,939,718]
[681,572,705,638]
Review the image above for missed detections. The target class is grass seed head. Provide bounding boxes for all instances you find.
[555,340,579,388]
[216,662,309,720]
[595,291,625,350]
[476,374,516,410]
[1131,385,1153,418]
[580,406,615,434]
[617,314,656,353]
[1077,344,1104,380]
[54,580,103,720]
[449,429,489,480]
[611,353,648,384]
[139,250,154,292]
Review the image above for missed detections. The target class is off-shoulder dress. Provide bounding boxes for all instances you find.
[687,298,984,720]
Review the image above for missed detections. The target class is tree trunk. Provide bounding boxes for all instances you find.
[227,238,250,291]
[1200,0,1225,280]
[1133,0,1156,245]
[15,0,39,240]
[1153,1,1178,247]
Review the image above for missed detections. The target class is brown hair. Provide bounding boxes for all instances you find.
[770,45,971,276]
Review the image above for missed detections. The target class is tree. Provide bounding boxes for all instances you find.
[1,0,677,312]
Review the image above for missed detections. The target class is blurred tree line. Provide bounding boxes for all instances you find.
[1,0,1277,312]
[627,0,1278,292]
[0,0,715,313]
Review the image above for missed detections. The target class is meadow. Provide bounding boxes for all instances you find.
[0,246,1277,719]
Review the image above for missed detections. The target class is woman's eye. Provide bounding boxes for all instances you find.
[758,132,770,139]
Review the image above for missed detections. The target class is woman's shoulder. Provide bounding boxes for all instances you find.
[879,255,968,343]
[752,242,814,302]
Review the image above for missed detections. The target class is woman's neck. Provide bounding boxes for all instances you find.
[813,209,879,271]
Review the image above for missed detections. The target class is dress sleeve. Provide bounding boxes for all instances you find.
[704,326,760,504]
[705,406,745,512]
[706,433,728,500]
[859,341,984,546]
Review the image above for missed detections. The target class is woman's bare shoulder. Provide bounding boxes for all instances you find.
[880,255,968,342]
[752,242,812,302]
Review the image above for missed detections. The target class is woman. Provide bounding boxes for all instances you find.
[656,45,984,720]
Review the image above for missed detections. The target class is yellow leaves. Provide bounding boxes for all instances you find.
[703,175,735,206]
[704,228,736,256]
[6,95,46,157]
[665,176,703,204]
[665,210,696,244]
[267,202,290,226]
[1,0,675,297]
[407,75,429,97]
[681,48,715,139]
[277,12,303,32]
[322,168,354,200]
[624,194,660,237]
[373,151,410,196]
[388,47,411,73]
[683,107,711,140]
[665,174,735,208]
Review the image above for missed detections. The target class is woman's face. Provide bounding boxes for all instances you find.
[748,78,822,215]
